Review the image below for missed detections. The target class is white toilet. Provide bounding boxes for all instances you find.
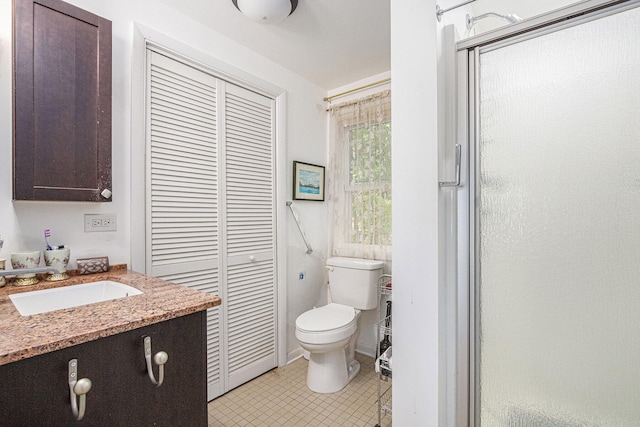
[295,257,384,393]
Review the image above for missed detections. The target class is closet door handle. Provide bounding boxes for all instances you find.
[144,336,168,387]
[249,256,256,262]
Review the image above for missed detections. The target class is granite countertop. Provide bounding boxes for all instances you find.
[0,266,221,366]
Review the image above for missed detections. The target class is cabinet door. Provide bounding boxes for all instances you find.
[13,0,112,201]
[125,312,209,426]
[0,312,207,426]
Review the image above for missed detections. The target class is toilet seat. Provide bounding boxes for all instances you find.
[295,303,357,344]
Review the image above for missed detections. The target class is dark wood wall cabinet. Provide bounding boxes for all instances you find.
[0,312,208,426]
[13,0,112,201]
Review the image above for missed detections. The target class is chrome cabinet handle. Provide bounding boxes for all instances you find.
[144,336,168,387]
[68,359,92,421]
[439,144,462,187]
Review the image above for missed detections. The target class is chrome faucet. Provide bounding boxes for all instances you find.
[0,267,61,277]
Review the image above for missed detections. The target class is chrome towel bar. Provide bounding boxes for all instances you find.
[286,201,313,254]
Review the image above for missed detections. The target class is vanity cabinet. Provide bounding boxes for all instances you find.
[0,311,207,426]
[13,0,112,201]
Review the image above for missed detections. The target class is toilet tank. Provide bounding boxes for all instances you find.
[327,257,384,310]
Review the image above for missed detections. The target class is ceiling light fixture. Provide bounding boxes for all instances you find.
[232,0,298,25]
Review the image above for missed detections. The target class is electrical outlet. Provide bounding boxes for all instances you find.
[84,214,117,232]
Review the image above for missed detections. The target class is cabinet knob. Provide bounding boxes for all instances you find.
[101,189,112,199]
[249,256,256,262]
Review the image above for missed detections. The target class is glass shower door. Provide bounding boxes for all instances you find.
[474,4,640,426]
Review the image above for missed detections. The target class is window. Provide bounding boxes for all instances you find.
[347,121,392,246]
[328,90,391,260]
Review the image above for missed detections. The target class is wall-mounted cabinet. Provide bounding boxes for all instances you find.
[13,0,112,201]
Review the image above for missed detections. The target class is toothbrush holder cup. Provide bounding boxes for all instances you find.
[11,251,42,285]
[44,248,71,281]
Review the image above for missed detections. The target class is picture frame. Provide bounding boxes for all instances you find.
[293,161,325,201]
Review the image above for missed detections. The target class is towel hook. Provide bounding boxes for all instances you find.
[68,359,92,421]
[144,336,169,387]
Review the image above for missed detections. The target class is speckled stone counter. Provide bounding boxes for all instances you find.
[0,266,221,366]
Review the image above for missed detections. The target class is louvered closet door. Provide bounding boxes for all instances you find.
[146,51,223,399]
[223,83,277,389]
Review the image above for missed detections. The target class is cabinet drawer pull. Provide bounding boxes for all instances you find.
[144,336,168,387]
[68,359,92,421]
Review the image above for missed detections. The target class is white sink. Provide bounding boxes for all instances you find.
[9,280,143,316]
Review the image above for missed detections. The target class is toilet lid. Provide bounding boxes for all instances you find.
[296,303,355,332]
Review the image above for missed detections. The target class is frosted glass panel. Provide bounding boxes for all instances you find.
[477,6,640,426]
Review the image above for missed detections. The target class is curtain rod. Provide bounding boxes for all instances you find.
[436,0,476,21]
[323,78,391,102]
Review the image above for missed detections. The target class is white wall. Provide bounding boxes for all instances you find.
[391,0,441,425]
[0,0,328,362]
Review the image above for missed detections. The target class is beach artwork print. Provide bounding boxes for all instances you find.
[293,161,325,201]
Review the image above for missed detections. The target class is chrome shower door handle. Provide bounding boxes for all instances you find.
[144,336,168,387]
[439,144,462,187]
[68,359,92,421]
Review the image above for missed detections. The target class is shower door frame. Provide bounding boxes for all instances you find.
[453,0,640,425]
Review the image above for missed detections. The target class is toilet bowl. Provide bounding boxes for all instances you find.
[295,303,361,393]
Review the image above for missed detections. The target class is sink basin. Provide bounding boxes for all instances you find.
[9,280,143,316]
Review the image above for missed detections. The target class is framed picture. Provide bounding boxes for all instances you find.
[293,161,325,201]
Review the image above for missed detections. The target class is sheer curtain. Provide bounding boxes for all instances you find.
[327,90,391,262]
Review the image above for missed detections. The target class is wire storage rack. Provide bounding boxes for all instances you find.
[374,274,392,427]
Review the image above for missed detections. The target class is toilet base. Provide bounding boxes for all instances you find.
[307,348,359,393]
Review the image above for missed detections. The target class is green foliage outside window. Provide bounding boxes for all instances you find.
[347,121,392,246]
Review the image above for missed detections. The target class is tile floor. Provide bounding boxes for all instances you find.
[208,353,392,427]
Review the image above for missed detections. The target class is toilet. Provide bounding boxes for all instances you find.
[295,257,384,393]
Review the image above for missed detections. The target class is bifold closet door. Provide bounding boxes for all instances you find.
[222,83,277,389]
[146,51,278,400]
[146,51,223,399]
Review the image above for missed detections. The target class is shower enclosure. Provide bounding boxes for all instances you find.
[454,0,640,425]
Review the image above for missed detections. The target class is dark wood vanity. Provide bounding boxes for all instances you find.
[0,312,207,426]
[0,269,220,426]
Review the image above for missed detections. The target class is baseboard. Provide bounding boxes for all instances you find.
[355,343,376,358]
[287,347,305,364]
